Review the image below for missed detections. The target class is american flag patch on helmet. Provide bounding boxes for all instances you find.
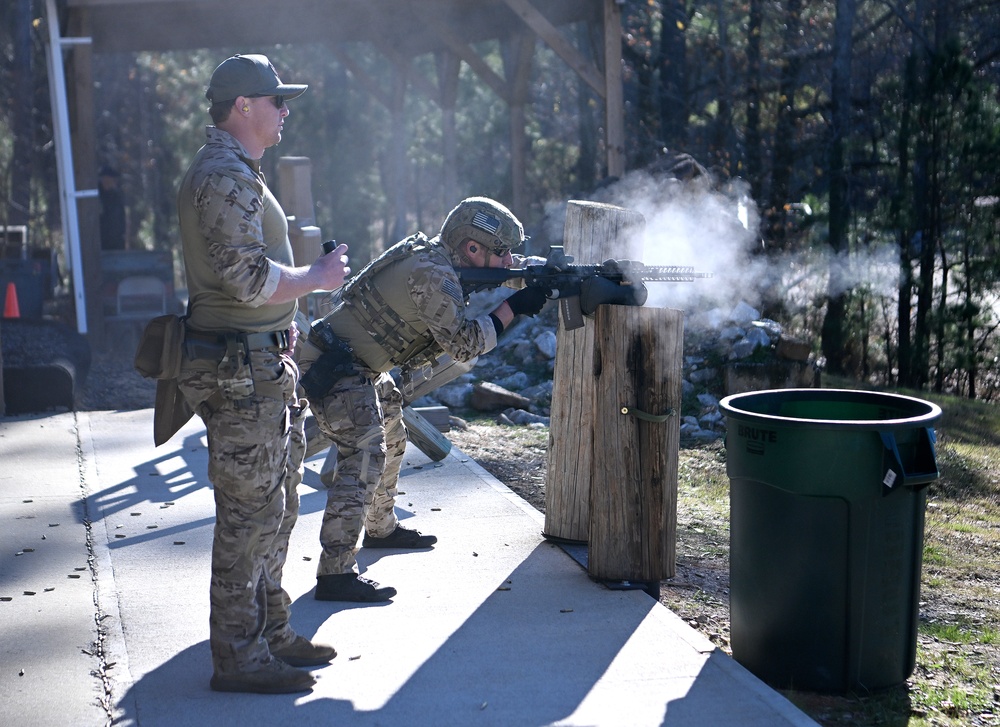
[472,211,501,234]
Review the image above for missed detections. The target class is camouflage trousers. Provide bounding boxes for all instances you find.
[177,351,307,675]
[311,370,407,576]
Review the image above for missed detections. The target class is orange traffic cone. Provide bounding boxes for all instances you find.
[3,281,20,318]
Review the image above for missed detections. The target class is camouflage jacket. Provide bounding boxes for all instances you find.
[319,233,498,373]
[177,126,295,333]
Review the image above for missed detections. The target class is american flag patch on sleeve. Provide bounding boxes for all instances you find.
[441,278,464,303]
[472,211,501,235]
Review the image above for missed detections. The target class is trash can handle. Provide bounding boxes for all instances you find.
[879,428,938,491]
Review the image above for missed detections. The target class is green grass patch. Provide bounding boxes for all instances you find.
[921,621,977,644]
[922,542,949,565]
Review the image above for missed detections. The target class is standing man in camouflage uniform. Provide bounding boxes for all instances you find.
[298,197,548,602]
[176,53,351,694]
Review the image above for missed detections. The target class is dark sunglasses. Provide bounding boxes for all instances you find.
[247,94,285,108]
[487,244,512,257]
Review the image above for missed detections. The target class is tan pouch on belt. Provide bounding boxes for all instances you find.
[134,314,186,380]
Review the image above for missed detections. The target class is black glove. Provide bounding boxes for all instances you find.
[506,287,548,317]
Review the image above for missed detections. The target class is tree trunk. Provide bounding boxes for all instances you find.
[744,0,763,202]
[765,0,803,253]
[933,251,949,393]
[711,0,733,169]
[9,0,33,228]
[820,0,856,375]
[893,39,923,388]
[658,0,688,151]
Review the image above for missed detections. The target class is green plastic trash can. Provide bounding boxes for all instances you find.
[719,388,941,693]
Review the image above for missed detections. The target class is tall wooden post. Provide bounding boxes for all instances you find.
[588,305,681,582]
[66,10,103,344]
[603,0,625,178]
[543,200,644,541]
[277,157,323,319]
[0,321,5,414]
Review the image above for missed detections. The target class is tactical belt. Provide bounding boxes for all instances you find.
[185,328,289,361]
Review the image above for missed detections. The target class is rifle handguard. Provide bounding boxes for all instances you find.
[579,276,648,316]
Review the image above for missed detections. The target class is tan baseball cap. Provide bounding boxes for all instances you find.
[206,54,307,103]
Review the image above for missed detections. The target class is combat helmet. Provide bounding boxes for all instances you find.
[440,197,525,257]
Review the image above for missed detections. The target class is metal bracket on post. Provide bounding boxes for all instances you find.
[620,405,676,424]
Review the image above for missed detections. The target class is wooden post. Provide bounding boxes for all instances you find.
[504,32,533,218]
[66,10,103,345]
[435,51,460,209]
[603,0,625,178]
[543,200,644,541]
[277,157,323,319]
[0,320,5,415]
[588,305,682,582]
[277,157,317,226]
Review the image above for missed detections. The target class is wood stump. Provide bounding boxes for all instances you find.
[543,200,644,541]
[587,305,681,582]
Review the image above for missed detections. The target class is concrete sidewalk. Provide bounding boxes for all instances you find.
[0,409,817,726]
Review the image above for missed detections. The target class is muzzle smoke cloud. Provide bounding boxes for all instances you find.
[544,169,764,319]
[549,168,902,329]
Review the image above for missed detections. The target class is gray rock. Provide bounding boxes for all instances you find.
[697,392,719,408]
[534,330,558,359]
[689,368,717,384]
[503,408,551,426]
[728,301,761,325]
[497,371,530,391]
[435,383,473,409]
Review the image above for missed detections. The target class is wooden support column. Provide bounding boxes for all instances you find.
[436,51,461,208]
[66,9,103,345]
[504,32,534,217]
[387,68,408,243]
[543,200,645,542]
[603,0,625,178]
[588,304,681,582]
[277,156,323,319]
[0,321,5,414]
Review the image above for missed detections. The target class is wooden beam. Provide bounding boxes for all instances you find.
[330,47,392,108]
[373,38,442,105]
[424,15,511,103]
[502,0,605,98]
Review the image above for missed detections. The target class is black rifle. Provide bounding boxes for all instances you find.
[457,245,711,329]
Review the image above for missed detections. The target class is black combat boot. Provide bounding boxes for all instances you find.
[362,524,437,549]
[315,573,397,602]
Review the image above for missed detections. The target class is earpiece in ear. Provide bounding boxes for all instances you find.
[242,105,249,112]
[469,244,478,253]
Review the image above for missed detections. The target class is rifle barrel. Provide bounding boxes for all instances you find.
[640,266,713,282]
